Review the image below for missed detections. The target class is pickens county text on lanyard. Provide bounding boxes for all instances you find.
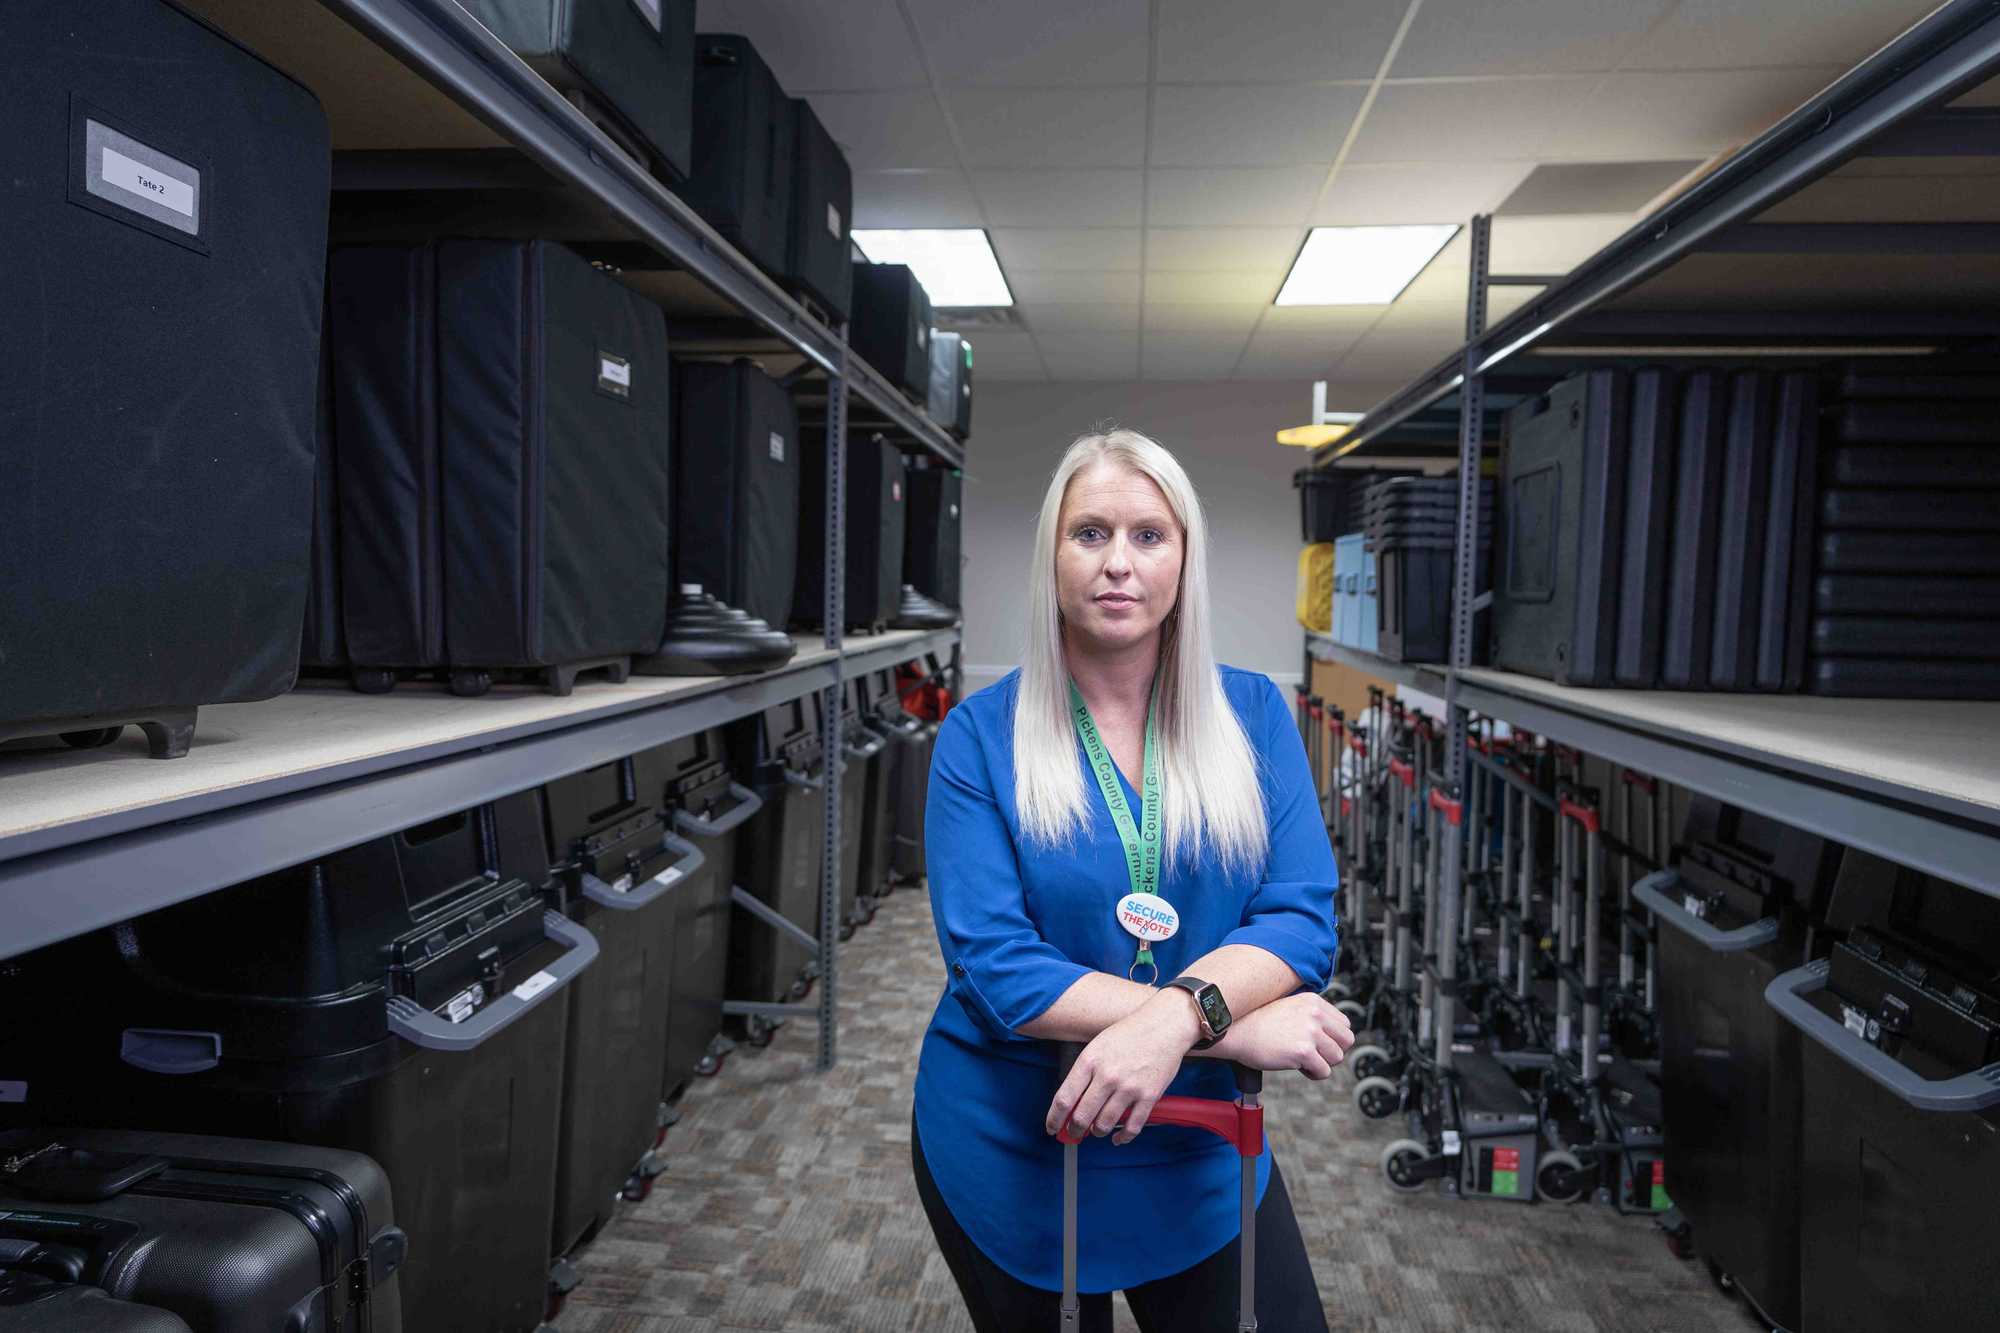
[1069,680,1181,985]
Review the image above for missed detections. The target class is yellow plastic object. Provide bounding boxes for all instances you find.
[1296,543,1334,633]
[1276,423,1352,448]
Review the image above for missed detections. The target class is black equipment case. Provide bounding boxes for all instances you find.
[0,1128,404,1333]
[318,239,670,695]
[1365,476,1491,664]
[1613,368,1677,687]
[0,1275,191,1332]
[18,793,591,1333]
[855,668,920,899]
[1660,370,1730,690]
[726,699,828,1011]
[786,97,853,321]
[817,686,884,931]
[905,468,964,610]
[0,0,329,758]
[799,435,908,629]
[679,34,793,277]
[675,358,802,629]
[459,0,696,180]
[927,331,974,441]
[851,263,935,402]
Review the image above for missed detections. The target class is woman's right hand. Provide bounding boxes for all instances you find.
[1209,992,1355,1079]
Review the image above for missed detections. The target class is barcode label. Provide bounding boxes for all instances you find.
[513,970,558,1003]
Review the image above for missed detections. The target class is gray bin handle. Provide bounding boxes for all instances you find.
[783,766,823,792]
[1631,868,1779,953]
[386,910,598,1052]
[580,831,706,911]
[674,782,763,838]
[120,1028,223,1074]
[844,733,887,761]
[1764,958,2000,1112]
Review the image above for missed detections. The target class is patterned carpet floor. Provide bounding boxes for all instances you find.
[558,888,1753,1333]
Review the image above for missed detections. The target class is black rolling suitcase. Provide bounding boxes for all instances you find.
[726,698,828,1017]
[24,794,591,1333]
[851,263,935,402]
[460,0,696,179]
[799,435,908,630]
[320,239,671,695]
[1661,370,1729,689]
[0,0,328,758]
[786,97,853,322]
[928,331,974,441]
[1613,367,1677,687]
[0,1128,404,1333]
[676,359,802,629]
[906,468,965,610]
[679,34,793,277]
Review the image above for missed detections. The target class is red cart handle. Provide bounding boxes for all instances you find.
[1341,796,1353,817]
[1428,788,1463,826]
[1558,797,1600,833]
[1388,757,1415,788]
[1348,734,1368,757]
[1308,703,1323,719]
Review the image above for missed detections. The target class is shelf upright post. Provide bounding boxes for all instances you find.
[817,333,851,1073]
[1432,214,1492,1074]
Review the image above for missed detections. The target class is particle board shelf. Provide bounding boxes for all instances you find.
[0,626,957,961]
[1306,635,1448,695]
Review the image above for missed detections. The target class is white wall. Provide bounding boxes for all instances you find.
[957,380,1330,695]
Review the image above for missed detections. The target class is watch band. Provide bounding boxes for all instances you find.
[1165,975,1223,1049]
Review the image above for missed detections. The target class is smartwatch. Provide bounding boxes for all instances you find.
[1165,976,1231,1050]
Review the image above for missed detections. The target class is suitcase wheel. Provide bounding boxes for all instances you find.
[695,1052,724,1077]
[60,726,124,750]
[352,667,397,694]
[746,1016,778,1048]
[839,921,856,942]
[450,670,493,698]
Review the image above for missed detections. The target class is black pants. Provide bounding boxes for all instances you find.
[912,1120,1330,1333]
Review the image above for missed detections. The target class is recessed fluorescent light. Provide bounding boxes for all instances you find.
[852,228,1014,307]
[1275,225,1460,306]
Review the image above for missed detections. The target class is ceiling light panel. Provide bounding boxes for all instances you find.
[1275,225,1460,306]
[852,228,1015,307]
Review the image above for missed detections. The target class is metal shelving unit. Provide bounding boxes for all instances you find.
[0,0,973,1071]
[1305,633,1445,696]
[1301,0,2000,904]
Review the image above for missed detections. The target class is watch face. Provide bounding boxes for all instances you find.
[1197,985,1231,1032]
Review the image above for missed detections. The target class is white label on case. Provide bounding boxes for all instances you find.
[769,431,786,462]
[0,1081,26,1104]
[950,503,959,519]
[1843,1005,1868,1039]
[444,984,482,1024]
[600,356,631,388]
[612,873,635,894]
[102,145,194,217]
[892,481,902,502]
[634,0,663,31]
[1441,1129,1461,1157]
[827,202,843,240]
[648,866,684,889]
[512,970,558,1003]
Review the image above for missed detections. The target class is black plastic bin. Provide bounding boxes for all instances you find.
[726,698,828,1013]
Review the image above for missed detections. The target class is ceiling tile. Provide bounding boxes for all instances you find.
[906,0,1150,86]
[1155,0,1404,83]
[1369,300,1468,338]
[1010,270,1143,302]
[1334,333,1463,383]
[1623,0,1939,72]
[853,170,984,226]
[1258,304,1391,335]
[974,170,1145,226]
[1491,214,1636,272]
[1022,302,1142,332]
[694,0,925,91]
[805,92,958,169]
[1146,227,1299,272]
[1316,161,1530,225]
[1143,302,1266,336]
[1392,0,1673,77]
[1235,329,1362,380]
[991,228,1142,271]
[1541,68,1845,160]
[1142,333,1251,380]
[948,88,1149,168]
[1144,271,1281,304]
[1149,84,1366,168]
[1347,80,1588,163]
[962,329,1047,380]
[1495,160,1701,216]
[1039,332,1142,380]
[1148,167,1328,227]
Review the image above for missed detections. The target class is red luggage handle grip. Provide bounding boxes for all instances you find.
[1348,734,1368,757]
[1388,757,1415,788]
[1558,797,1600,832]
[1341,796,1353,817]
[1427,788,1463,825]
[1308,703,1323,719]
[1054,1046,1264,1157]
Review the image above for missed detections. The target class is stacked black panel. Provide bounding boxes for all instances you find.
[1294,467,1393,543]
[726,698,828,1014]
[1808,371,2000,697]
[798,435,909,630]
[679,34,793,277]
[787,97,854,321]
[906,468,965,612]
[1363,475,1492,663]
[852,263,936,403]
[0,0,329,758]
[927,331,974,441]
[313,239,670,695]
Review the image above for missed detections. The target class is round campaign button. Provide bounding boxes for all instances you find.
[1116,892,1179,943]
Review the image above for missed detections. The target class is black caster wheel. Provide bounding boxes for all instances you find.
[1334,999,1368,1032]
[621,1152,665,1202]
[1348,1043,1391,1082]
[1380,1138,1432,1194]
[1325,978,1353,1001]
[1536,1150,1588,1204]
[695,1053,723,1077]
[59,727,124,750]
[839,922,856,942]
[449,670,492,698]
[746,1016,776,1048]
[1354,1076,1400,1121]
[352,668,396,695]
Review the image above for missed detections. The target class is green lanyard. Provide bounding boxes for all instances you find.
[1069,680,1163,981]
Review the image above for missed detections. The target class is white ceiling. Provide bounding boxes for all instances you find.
[696,0,1940,388]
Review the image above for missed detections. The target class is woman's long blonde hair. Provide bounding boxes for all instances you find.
[1012,428,1267,875]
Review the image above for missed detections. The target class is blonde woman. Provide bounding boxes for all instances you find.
[913,428,1351,1331]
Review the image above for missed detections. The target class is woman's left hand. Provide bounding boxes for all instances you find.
[1045,991,1198,1147]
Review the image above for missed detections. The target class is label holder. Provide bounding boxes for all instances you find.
[67,95,211,257]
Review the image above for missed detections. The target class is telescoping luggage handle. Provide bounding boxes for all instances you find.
[674,782,764,839]
[1630,868,1779,953]
[1052,1042,1264,1333]
[579,830,706,911]
[384,911,599,1052]
[1766,958,2000,1113]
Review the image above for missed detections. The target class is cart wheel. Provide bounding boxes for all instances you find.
[449,670,492,698]
[1348,1044,1391,1082]
[695,1052,723,1077]
[352,668,396,695]
[839,922,856,942]
[1380,1138,1432,1194]
[1325,978,1353,1001]
[1334,999,1369,1032]
[1705,1259,1735,1294]
[59,727,124,750]
[745,1016,775,1048]
[1354,1075,1401,1121]
[1536,1149,1588,1204]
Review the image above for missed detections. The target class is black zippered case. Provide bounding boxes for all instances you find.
[0,0,329,755]
[905,468,964,609]
[0,1128,404,1333]
[852,263,935,402]
[675,359,802,628]
[928,331,974,441]
[786,97,853,320]
[798,435,908,629]
[678,34,793,277]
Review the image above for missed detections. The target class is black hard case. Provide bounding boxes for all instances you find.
[1708,371,1774,691]
[1818,530,2000,573]
[1661,370,1729,689]
[460,0,696,179]
[0,1128,402,1333]
[0,1277,191,1332]
[325,239,671,681]
[786,97,853,321]
[927,331,974,441]
[798,436,908,628]
[0,0,328,750]
[31,794,579,1333]
[1755,373,1820,692]
[905,468,964,609]
[816,689,872,928]
[1492,370,1628,685]
[854,669,915,898]
[726,699,827,1006]
[679,34,793,277]
[674,359,802,628]
[851,263,935,402]
[1819,488,2000,531]
[1613,368,1678,687]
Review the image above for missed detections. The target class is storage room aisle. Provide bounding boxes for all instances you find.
[560,886,1738,1333]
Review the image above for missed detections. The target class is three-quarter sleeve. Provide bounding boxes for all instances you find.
[1218,676,1341,992]
[925,706,1092,1042]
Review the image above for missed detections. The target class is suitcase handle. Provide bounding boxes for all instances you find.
[1630,870,1778,953]
[1764,959,2000,1113]
[844,732,887,761]
[386,911,598,1052]
[119,1028,223,1075]
[783,766,823,792]
[675,782,764,838]
[580,832,706,911]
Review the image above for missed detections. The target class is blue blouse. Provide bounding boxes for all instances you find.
[913,666,1340,1293]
